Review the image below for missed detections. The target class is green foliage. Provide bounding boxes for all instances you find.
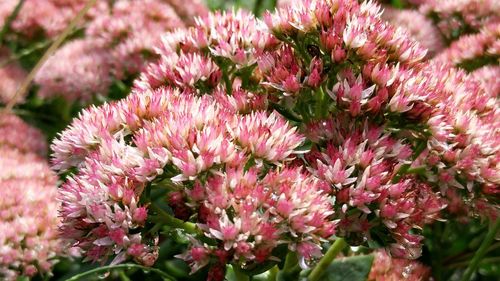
[423,219,500,281]
[321,255,374,281]
[206,0,277,16]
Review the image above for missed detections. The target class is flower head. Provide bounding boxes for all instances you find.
[0,114,61,280]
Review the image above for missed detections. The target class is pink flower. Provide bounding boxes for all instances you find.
[434,22,500,67]
[0,0,93,38]
[368,250,431,281]
[51,0,498,272]
[0,116,61,280]
[0,112,47,156]
[53,88,313,266]
[382,8,444,56]
[419,0,500,40]
[229,111,305,162]
[306,119,445,257]
[35,39,112,102]
[180,166,335,271]
[34,0,205,102]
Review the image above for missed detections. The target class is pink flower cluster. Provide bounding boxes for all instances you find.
[53,86,333,268]
[368,249,431,281]
[382,7,444,56]
[305,118,444,258]
[418,0,500,41]
[0,111,47,155]
[0,112,61,280]
[34,0,207,102]
[372,2,499,212]
[434,21,499,68]
[0,0,90,38]
[52,0,499,275]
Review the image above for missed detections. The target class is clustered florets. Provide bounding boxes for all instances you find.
[368,249,431,281]
[0,113,61,281]
[51,0,499,276]
[33,0,207,102]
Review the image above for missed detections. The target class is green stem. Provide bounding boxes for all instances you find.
[448,257,500,269]
[283,251,298,273]
[391,0,403,9]
[276,251,300,280]
[406,166,427,176]
[315,86,327,118]
[308,238,347,281]
[221,65,233,95]
[233,266,250,281]
[118,270,132,281]
[150,204,197,234]
[0,40,51,68]
[65,264,174,281]
[444,242,500,264]
[461,219,500,281]
[253,0,264,16]
[0,0,25,44]
[267,265,278,281]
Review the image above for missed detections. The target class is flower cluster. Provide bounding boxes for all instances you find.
[418,0,500,41]
[52,0,499,276]
[0,111,47,155]
[433,21,500,70]
[180,166,335,272]
[53,88,333,269]
[34,0,207,102]
[0,112,61,280]
[305,119,445,258]
[0,0,90,38]
[368,249,431,281]
[382,7,443,56]
[367,1,499,218]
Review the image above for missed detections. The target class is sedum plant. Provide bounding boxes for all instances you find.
[51,0,498,280]
[0,0,497,280]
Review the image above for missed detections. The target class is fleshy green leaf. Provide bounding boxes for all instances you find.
[322,255,374,281]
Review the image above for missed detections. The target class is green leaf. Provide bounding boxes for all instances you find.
[322,255,374,281]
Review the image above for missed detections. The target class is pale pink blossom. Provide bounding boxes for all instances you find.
[433,21,500,69]
[382,8,444,56]
[35,0,205,102]
[368,250,431,281]
[180,166,335,271]
[0,115,61,280]
[53,90,310,266]
[35,39,112,102]
[0,0,91,38]
[419,0,500,40]
[52,0,499,271]
[471,66,500,98]
[0,112,47,156]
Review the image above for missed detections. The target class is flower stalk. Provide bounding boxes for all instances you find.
[460,219,500,281]
[308,238,347,281]
[150,204,197,234]
[233,266,250,281]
